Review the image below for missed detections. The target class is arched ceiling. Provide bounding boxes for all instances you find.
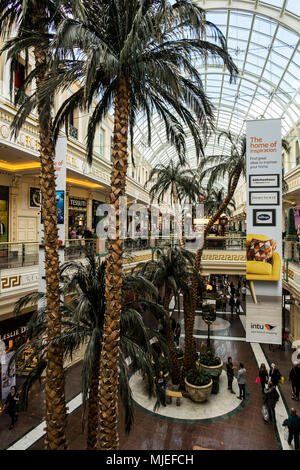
[133,0,300,171]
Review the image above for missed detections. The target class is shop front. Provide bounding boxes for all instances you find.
[68,197,87,237]
[0,311,34,399]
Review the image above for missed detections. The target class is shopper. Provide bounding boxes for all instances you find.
[226,357,236,394]
[157,370,167,406]
[269,363,282,386]
[235,297,241,314]
[229,296,235,315]
[264,382,279,424]
[69,226,77,239]
[258,363,269,394]
[289,363,300,401]
[5,386,19,430]
[237,363,246,400]
[287,408,300,450]
[241,285,246,301]
[222,294,227,312]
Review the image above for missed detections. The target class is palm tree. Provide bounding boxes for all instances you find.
[0,0,82,449]
[146,161,196,246]
[205,187,236,218]
[133,246,196,386]
[12,251,168,449]
[38,0,238,449]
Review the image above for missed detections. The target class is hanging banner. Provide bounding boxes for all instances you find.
[38,136,67,296]
[246,119,282,344]
[1,351,16,400]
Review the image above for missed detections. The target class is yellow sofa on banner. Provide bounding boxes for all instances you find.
[246,234,281,304]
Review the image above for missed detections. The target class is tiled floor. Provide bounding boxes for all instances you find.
[1,276,298,451]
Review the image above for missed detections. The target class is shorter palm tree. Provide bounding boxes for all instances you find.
[133,246,195,385]
[11,251,168,449]
[205,187,236,218]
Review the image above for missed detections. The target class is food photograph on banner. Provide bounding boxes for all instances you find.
[246,119,282,345]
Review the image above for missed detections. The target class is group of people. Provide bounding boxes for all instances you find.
[227,358,300,449]
[258,362,300,450]
[226,357,247,400]
[69,226,95,240]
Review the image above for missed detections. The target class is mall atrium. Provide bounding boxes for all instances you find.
[0,0,300,452]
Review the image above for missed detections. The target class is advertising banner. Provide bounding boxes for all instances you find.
[246,119,282,344]
[38,136,67,296]
[1,351,16,400]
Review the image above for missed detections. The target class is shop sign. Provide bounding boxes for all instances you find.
[0,326,26,342]
[69,198,87,209]
[0,123,39,152]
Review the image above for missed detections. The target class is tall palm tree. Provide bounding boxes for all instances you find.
[12,252,168,449]
[146,161,195,246]
[0,0,84,450]
[38,0,238,449]
[133,246,195,385]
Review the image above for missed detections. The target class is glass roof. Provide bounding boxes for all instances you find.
[133,0,300,171]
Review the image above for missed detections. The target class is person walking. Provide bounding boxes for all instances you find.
[156,370,167,406]
[289,363,300,401]
[258,363,269,394]
[269,363,282,386]
[237,363,246,400]
[287,408,300,450]
[220,294,226,312]
[229,296,235,315]
[5,386,19,430]
[230,283,235,297]
[264,382,279,424]
[226,357,236,394]
[235,297,241,314]
[241,285,246,301]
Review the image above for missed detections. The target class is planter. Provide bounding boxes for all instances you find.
[184,377,213,403]
[199,360,223,376]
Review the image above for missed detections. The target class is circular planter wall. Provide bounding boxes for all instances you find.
[184,377,213,403]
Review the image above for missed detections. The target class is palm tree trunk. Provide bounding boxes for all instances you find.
[172,181,183,247]
[181,170,242,379]
[180,292,195,388]
[97,77,130,450]
[163,287,180,385]
[32,28,67,449]
[87,350,101,450]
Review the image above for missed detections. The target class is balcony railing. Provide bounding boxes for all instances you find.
[69,124,78,139]
[283,240,300,265]
[0,242,39,269]
[0,235,248,271]
[14,86,29,106]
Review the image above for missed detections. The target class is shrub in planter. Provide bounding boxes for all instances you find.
[199,349,223,376]
[185,366,213,402]
[199,350,221,367]
[186,366,211,387]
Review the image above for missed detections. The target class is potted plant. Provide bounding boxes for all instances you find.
[199,349,223,376]
[185,366,213,403]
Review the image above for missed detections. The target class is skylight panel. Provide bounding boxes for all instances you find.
[286,0,300,17]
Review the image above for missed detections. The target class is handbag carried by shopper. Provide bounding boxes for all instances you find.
[262,404,269,422]
[279,376,284,385]
[255,377,261,384]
